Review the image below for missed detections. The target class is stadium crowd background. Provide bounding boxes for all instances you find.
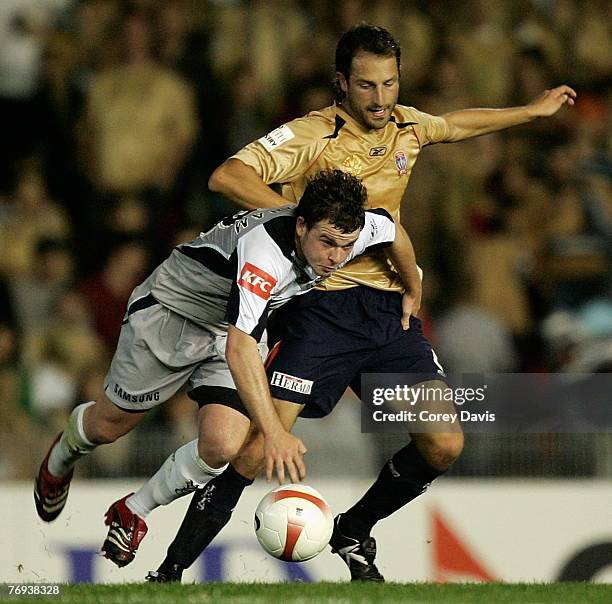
[0,0,610,481]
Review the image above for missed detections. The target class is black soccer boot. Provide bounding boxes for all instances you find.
[145,562,184,583]
[329,514,385,582]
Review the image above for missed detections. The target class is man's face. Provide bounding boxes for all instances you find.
[296,217,361,277]
[338,51,400,130]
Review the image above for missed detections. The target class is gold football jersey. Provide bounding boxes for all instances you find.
[232,104,451,291]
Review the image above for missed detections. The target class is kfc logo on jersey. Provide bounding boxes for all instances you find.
[238,263,277,300]
[394,150,408,175]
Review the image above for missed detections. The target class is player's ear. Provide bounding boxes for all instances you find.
[295,216,306,237]
[337,72,348,94]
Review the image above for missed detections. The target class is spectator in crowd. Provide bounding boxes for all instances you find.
[79,10,198,234]
[435,274,519,374]
[0,321,38,479]
[0,161,71,279]
[79,238,151,353]
[8,238,75,338]
[0,4,48,191]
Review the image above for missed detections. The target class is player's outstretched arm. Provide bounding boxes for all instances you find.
[209,158,287,210]
[385,222,422,330]
[226,326,307,484]
[442,85,577,142]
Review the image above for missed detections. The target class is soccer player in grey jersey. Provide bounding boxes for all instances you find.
[33,169,421,567]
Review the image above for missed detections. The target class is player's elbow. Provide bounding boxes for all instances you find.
[442,125,469,143]
[440,113,474,143]
[208,158,240,194]
[225,328,246,363]
[208,164,225,193]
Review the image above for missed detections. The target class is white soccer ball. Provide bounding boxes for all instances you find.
[254,484,334,562]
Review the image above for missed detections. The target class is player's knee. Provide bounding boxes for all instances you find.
[420,432,464,470]
[197,435,242,468]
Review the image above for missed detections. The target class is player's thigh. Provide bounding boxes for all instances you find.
[275,397,305,431]
[404,380,463,433]
[267,338,366,419]
[105,304,216,413]
[188,337,268,464]
[188,330,268,413]
[360,316,446,384]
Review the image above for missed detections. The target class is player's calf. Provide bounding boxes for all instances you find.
[151,465,254,578]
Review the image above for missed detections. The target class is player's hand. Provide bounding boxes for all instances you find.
[263,429,307,484]
[401,289,421,330]
[527,85,577,118]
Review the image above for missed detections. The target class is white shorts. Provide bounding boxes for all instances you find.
[104,296,267,413]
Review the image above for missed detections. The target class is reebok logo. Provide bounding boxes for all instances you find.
[369,146,387,156]
[238,263,276,300]
[270,371,313,395]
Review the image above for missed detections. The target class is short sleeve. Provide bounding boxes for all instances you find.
[409,107,452,146]
[225,228,286,341]
[347,209,396,260]
[231,115,330,184]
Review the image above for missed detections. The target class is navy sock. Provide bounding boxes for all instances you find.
[161,464,253,570]
[339,442,444,541]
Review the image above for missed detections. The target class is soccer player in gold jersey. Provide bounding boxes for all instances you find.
[119,24,575,582]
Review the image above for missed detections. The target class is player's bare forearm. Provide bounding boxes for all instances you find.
[442,85,577,142]
[386,223,422,328]
[208,159,288,210]
[226,326,306,482]
[226,326,285,436]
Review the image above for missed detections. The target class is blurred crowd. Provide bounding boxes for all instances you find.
[0,0,610,479]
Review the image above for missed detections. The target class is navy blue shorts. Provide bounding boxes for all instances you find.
[265,286,447,418]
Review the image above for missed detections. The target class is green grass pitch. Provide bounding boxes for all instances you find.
[1,582,610,604]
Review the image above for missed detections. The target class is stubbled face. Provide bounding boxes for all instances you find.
[296,217,361,277]
[337,51,400,130]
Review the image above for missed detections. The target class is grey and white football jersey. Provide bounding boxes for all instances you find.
[133,205,396,342]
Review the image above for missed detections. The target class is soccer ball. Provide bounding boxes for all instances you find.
[254,484,333,562]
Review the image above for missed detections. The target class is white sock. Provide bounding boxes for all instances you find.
[126,439,228,518]
[47,401,97,477]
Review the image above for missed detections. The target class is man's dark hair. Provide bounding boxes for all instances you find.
[334,23,401,103]
[296,169,367,233]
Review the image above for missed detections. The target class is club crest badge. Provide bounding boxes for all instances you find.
[394,150,408,175]
[342,154,363,176]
